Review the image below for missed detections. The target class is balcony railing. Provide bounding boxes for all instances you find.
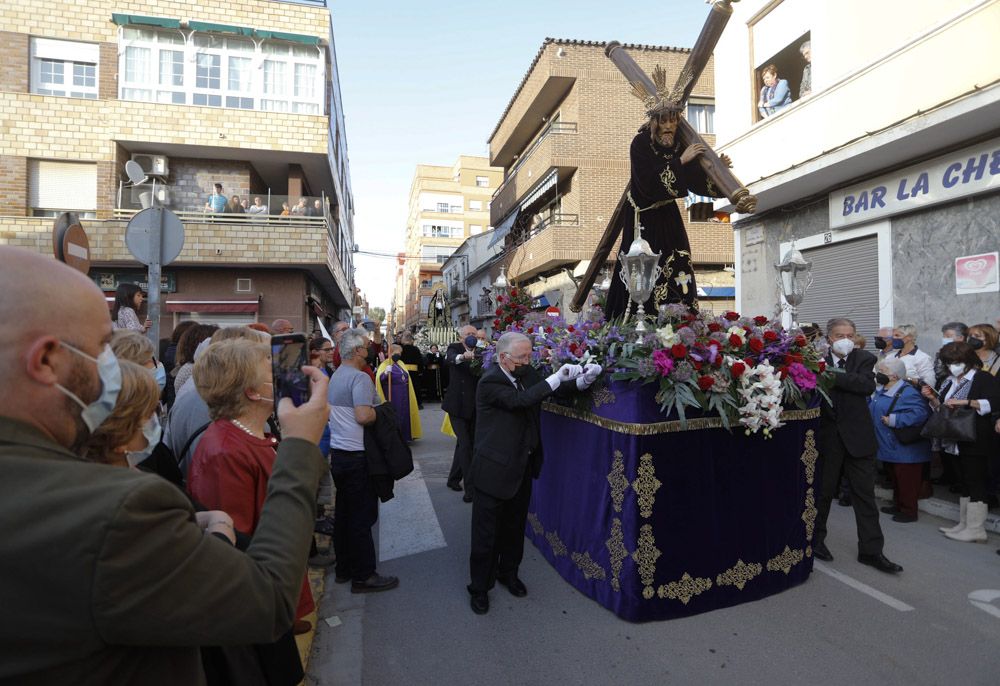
[527,212,578,238]
[494,121,577,196]
[475,296,494,318]
[449,283,468,301]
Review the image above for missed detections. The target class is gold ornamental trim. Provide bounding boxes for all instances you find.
[657,573,713,605]
[571,551,607,581]
[766,546,804,575]
[802,487,817,542]
[716,559,763,591]
[632,453,661,519]
[607,450,628,514]
[606,518,628,593]
[527,512,544,536]
[591,385,617,409]
[800,429,818,485]
[546,530,568,557]
[542,402,820,436]
[632,524,661,599]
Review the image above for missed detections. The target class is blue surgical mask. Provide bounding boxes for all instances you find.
[126,414,162,467]
[55,342,122,433]
[891,338,905,350]
[152,362,167,392]
[464,335,477,349]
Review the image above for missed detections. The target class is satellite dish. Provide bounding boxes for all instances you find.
[125,160,147,185]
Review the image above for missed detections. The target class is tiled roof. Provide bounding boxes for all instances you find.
[488,37,690,143]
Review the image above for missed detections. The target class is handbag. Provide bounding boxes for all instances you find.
[920,405,977,442]
[884,386,925,445]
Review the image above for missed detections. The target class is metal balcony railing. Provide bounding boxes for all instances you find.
[493,121,577,198]
[476,296,494,318]
[449,283,468,301]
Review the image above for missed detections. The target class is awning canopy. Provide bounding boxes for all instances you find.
[488,207,521,248]
[165,300,260,313]
[254,30,321,45]
[520,169,558,212]
[187,21,254,36]
[697,286,736,298]
[111,14,181,29]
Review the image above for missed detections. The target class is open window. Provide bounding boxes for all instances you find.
[753,31,810,123]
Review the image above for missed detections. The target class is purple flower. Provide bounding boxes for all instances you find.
[788,362,816,390]
[652,349,675,376]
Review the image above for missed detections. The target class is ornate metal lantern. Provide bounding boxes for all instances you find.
[492,265,509,306]
[775,246,813,326]
[618,231,663,332]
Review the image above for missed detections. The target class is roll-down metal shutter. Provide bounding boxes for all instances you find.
[797,236,880,339]
[28,160,97,211]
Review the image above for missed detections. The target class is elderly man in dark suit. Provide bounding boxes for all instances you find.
[0,246,333,684]
[443,325,481,502]
[467,332,601,614]
[813,317,902,574]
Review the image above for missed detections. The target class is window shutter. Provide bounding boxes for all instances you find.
[28,160,98,211]
[797,236,880,339]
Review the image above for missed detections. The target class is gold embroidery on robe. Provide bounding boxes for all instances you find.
[527,512,544,536]
[632,453,661,519]
[659,166,679,197]
[607,451,628,514]
[800,430,818,484]
[657,573,713,604]
[606,518,628,593]
[546,530,568,557]
[766,546,804,575]
[571,551,607,581]
[716,559,763,591]
[632,524,661,599]
[802,487,817,542]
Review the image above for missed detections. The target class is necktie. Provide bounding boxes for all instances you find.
[837,359,846,369]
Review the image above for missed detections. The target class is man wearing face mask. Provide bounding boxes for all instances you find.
[0,246,332,684]
[466,332,601,614]
[812,317,903,574]
[443,325,482,501]
[872,326,894,361]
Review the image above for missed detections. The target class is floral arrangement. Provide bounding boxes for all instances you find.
[492,286,532,331]
[484,296,830,436]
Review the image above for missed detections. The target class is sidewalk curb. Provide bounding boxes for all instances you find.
[874,486,1000,534]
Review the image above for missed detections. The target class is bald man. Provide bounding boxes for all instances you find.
[443,325,482,500]
[271,318,294,334]
[0,247,331,685]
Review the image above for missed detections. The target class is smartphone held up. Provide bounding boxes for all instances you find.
[271,333,311,413]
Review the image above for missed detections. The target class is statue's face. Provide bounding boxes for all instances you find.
[651,111,680,148]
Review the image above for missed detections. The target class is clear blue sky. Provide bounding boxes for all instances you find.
[332,0,709,311]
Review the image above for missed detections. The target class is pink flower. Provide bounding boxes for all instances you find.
[788,362,817,390]
[652,348,675,377]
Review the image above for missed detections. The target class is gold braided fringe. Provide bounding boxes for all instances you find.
[542,403,820,435]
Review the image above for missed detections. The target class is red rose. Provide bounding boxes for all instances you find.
[763,330,778,342]
[504,316,513,324]
[527,327,534,334]
[713,356,723,368]
[818,360,826,372]
[495,308,503,316]
[496,295,505,303]
[671,344,688,359]
[697,375,715,391]
[493,319,501,328]
[753,315,769,325]
[693,360,703,370]
[728,334,743,347]
[743,357,755,367]
[795,335,807,347]
[510,288,518,297]
[778,366,788,380]
[743,326,752,334]
[787,353,803,364]
[708,322,722,332]
[731,361,746,378]
[724,311,740,321]
[748,338,764,353]
[567,325,575,333]
[684,313,698,322]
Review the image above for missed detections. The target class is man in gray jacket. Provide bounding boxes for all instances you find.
[0,246,331,685]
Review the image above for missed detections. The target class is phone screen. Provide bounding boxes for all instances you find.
[272,334,310,410]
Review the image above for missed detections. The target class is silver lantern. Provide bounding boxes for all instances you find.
[618,230,663,332]
[774,246,813,327]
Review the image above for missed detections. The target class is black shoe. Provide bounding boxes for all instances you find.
[470,592,489,615]
[892,513,917,523]
[351,574,399,593]
[498,574,527,598]
[812,541,833,561]
[857,552,903,574]
[880,505,900,515]
[462,493,473,503]
[447,482,463,492]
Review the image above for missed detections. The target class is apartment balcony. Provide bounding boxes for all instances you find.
[490,122,578,228]
[449,282,468,303]
[506,216,585,282]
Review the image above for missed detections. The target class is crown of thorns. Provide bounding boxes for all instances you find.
[630,65,692,117]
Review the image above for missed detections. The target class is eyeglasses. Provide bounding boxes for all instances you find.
[320,347,333,352]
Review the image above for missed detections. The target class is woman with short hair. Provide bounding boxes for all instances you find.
[84,360,161,468]
[885,324,936,387]
[187,339,315,634]
[968,323,1000,376]
[921,342,1000,542]
[172,324,219,395]
[112,282,150,332]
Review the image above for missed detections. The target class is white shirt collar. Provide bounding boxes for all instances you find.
[499,364,518,386]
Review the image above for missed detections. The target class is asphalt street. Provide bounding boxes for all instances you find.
[308,405,1000,686]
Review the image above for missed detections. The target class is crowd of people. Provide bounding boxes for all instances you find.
[202,182,326,219]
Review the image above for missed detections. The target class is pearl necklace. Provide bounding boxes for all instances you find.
[230,418,263,438]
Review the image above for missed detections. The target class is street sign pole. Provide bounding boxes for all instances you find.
[146,205,163,347]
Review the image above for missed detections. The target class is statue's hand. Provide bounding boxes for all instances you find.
[720,153,733,169]
[680,143,706,165]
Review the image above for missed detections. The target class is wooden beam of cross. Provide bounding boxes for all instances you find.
[570,0,756,312]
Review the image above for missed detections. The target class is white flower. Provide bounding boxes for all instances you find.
[656,324,678,347]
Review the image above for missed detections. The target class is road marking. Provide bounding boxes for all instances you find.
[813,562,915,612]
[378,461,447,562]
[968,589,1000,619]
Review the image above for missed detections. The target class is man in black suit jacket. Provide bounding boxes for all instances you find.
[814,318,902,573]
[466,332,601,614]
[443,325,481,501]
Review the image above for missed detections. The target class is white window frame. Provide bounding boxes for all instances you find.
[30,38,99,100]
[468,199,483,211]
[119,27,187,104]
[475,176,489,187]
[687,102,715,134]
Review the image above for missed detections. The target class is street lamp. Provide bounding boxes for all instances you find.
[775,245,813,327]
[492,265,509,305]
[618,232,662,332]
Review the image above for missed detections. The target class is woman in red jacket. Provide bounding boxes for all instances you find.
[188,338,316,634]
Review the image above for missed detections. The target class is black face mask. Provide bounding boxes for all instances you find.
[511,363,531,380]
[391,353,402,362]
[873,337,887,350]
[874,372,890,385]
[967,337,984,351]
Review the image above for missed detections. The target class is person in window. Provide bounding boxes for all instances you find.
[291,198,308,216]
[226,195,245,214]
[305,199,323,217]
[280,201,291,217]
[798,41,812,98]
[757,64,791,118]
[204,182,227,214]
[247,196,268,222]
[112,282,151,333]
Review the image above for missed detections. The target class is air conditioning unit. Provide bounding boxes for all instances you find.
[131,153,170,177]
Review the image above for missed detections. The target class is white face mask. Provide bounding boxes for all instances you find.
[948,363,967,378]
[941,337,955,347]
[831,338,855,358]
[126,414,162,467]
